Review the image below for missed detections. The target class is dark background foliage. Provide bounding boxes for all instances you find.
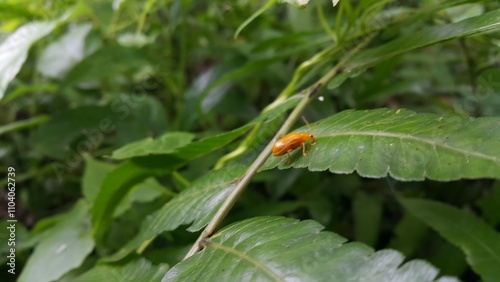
[1,0,500,281]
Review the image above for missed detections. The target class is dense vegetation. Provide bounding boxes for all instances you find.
[1,0,500,281]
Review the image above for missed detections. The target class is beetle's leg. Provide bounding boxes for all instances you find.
[282,149,293,164]
[282,152,290,164]
[302,143,307,156]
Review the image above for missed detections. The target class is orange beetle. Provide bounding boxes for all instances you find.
[272,132,316,156]
[272,118,317,162]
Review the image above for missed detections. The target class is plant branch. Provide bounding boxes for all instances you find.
[184,90,314,259]
[184,34,375,259]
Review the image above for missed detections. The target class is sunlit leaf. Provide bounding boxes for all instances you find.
[278,0,310,8]
[400,198,500,282]
[261,108,500,181]
[36,23,92,79]
[18,201,94,282]
[0,20,58,99]
[163,216,458,282]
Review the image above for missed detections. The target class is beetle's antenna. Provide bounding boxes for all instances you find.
[302,116,310,129]
[302,116,318,135]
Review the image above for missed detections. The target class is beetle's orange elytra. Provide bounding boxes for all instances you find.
[272,132,316,157]
[272,118,317,163]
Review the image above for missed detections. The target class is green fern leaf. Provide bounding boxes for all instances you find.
[164,216,459,282]
[261,109,500,181]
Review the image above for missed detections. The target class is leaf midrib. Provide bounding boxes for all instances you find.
[207,242,284,282]
[321,131,499,163]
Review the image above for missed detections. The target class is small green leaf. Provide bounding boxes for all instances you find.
[113,178,170,218]
[234,0,276,39]
[111,132,195,160]
[36,23,92,79]
[111,124,252,161]
[18,201,94,282]
[0,20,58,99]
[163,216,458,282]
[444,4,484,23]
[74,258,168,282]
[82,155,116,204]
[400,198,500,282]
[173,123,253,161]
[105,164,248,261]
[261,108,500,181]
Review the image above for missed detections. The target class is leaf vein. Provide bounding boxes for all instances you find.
[323,131,498,163]
[208,242,284,282]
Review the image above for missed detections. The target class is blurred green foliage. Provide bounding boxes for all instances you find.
[1,0,500,281]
